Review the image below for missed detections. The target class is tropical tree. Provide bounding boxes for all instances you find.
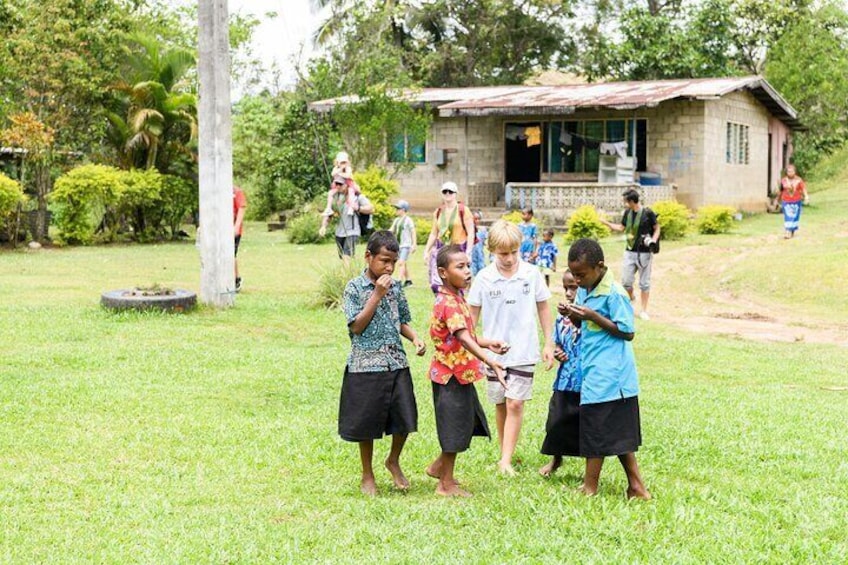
[105,33,198,174]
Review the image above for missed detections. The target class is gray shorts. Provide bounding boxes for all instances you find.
[398,247,411,261]
[622,251,653,291]
[486,366,534,403]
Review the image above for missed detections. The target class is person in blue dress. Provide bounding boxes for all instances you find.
[518,208,538,263]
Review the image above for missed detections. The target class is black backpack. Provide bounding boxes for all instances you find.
[358,210,373,237]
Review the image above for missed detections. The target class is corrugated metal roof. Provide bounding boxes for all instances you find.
[308,76,802,129]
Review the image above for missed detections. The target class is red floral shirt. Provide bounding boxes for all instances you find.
[429,288,483,385]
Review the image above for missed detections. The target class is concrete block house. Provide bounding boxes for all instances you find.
[309,76,802,215]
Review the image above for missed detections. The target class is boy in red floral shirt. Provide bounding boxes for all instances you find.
[426,244,509,497]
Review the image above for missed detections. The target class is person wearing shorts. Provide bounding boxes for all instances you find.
[233,186,247,291]
[468,220,555,476]
[319,175,374,262]
[601,188,660,320]
[389,200,416,287]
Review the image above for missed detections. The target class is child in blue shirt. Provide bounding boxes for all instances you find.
[518,208,538,263]
[539,269,582,477]
[470,210,488,276]
[536,228,558,286]
[564,238,651,500]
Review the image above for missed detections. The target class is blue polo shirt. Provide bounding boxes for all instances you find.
[576,269,639,405]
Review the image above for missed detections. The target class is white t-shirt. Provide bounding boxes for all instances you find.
[467,260,552,367]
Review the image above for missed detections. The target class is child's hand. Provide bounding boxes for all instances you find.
[413,337,426,356]
[557,302,571,316]
[487,341,510,355]
[374,275,393,297]
[488,360,508,390]
[567,304,596,322]
[542,342,555,370]
[553,346,567,363]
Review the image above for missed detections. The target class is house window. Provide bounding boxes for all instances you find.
[388,131,426,164]
[544,119,647,174]
[726,122,749,165]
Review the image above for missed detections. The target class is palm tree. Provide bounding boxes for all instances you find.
[105,33,197,173]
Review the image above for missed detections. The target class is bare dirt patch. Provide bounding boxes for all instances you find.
[608,239,848,347]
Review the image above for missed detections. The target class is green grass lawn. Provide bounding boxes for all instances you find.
[1,182,847,562]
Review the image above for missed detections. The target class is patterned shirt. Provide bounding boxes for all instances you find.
[429,287,483,385]
[471,227,488,276]
[553,315,582,392]
[343,271,411,372]
[519,223,537,262]
[536,240,558,270]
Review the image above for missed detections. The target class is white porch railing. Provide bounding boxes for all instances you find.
[504,182,677,212]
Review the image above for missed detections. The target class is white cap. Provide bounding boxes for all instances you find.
[335,151,350,164]
[441,181,458,193]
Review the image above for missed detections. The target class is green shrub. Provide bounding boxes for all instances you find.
[416,216,433,245]
[353,165,399,230]
[50,164,124,244]
[314,260,361,309]
[652,200,691,241]
[0,173,25,216]
[696,205,737,234]
[117,169,164,237]
[501,210,523,224]
[0,173,26,241]
[249,177,305,221]
[287,212,330,244]
[565,205,610,242]
[160,175,197,238]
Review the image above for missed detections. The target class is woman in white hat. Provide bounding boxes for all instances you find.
[423,181,476,292]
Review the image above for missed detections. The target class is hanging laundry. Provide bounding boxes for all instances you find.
[614,141,629,158]
[600,142,617,155]
[584,138,600,150]
[525,126,541,147]
[506,125,527,140]
[559,130,573,146]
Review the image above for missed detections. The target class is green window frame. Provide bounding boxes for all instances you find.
[388,131,426,164]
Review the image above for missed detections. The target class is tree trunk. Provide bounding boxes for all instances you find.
[34,161,52,242]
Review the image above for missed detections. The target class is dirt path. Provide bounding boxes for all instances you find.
[558,234,848,347]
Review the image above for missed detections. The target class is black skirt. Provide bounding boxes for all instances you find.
[432,378,491,453]
[541,390,582,457]
[579,396,642,458]
[338,367,418,442]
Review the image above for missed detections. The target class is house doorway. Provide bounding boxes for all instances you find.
[505,122,541,184]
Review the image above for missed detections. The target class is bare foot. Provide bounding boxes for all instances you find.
[539,457,562,478]
[425,463,459,485]
[436,482,472,497]
[497,462,516,477]
[626,486,652,501]
[576,484,597,496]
[385,459,409,491]
[360,476,378,496]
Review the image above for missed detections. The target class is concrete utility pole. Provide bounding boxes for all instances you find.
[198,0,235,307]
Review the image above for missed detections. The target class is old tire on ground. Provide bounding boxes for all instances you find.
[101,289,197,312]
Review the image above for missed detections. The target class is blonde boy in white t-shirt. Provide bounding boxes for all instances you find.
[468,220,555,475]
